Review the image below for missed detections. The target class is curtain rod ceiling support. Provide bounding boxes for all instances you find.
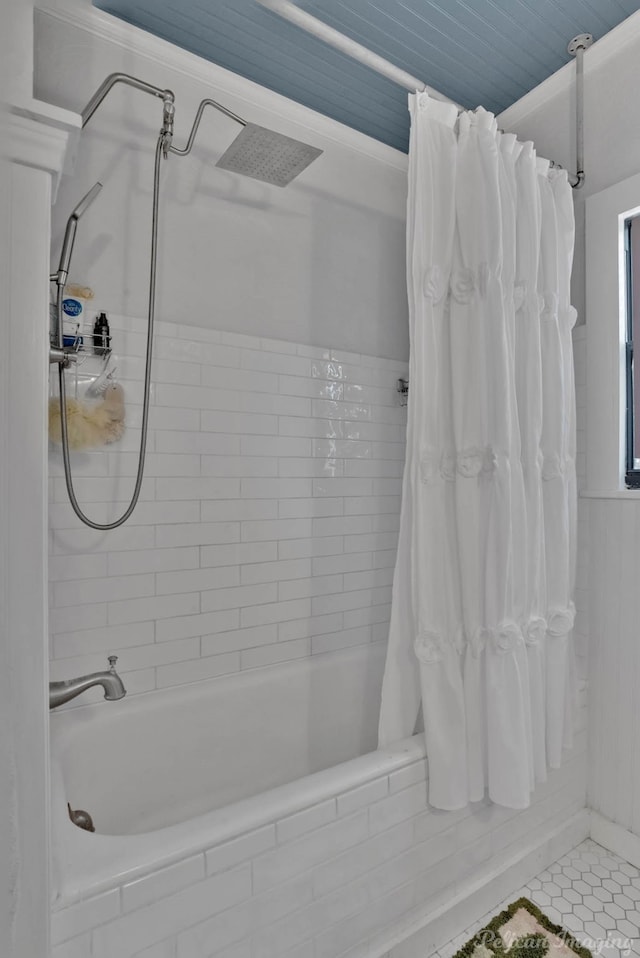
[567,33,593,190]
[567,33,594,55]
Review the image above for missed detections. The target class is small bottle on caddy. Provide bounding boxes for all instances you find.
[93,312,111,356]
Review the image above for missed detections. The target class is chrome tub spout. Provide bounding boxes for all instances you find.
[49,655,126,710]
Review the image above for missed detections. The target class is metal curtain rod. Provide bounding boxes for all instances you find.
[257,0,462,107]
[257,0,592,190]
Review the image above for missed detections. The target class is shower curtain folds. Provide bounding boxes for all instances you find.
[378,93,577,811]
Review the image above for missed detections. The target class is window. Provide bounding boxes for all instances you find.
[625,215,640,487]
[585,170,640,494]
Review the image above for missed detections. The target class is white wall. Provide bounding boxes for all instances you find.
[587,496,640,837]
[2,1,88,952]
[5,161,52,958]
[34,5,409,361]
[5,0,34,107]
[0,106,14,958]
[499,10,640,841]
[3,102,79,958]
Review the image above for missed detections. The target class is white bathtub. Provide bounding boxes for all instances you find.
[50,642,426,907]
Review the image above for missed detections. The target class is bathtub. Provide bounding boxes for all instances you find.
[50,642,426,908]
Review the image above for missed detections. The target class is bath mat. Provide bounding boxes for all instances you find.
[452,898,593,958]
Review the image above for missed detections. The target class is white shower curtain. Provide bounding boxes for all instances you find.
[378,94,577,811]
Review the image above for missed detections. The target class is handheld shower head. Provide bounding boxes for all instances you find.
[57,182,103,285]
[71,181,103,219]
[215,123,322,187]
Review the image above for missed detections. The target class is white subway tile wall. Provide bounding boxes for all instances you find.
[48,316,408,700]
[49,324,586,696]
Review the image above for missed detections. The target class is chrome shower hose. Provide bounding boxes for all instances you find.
[56,134,164,530]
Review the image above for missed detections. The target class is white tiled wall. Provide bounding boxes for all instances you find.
[572,319,640,841]
[570,326,640,837]
[588,492,640,837]
[573,326,588,683]
[48,315,408,699]
[51,735,588,958]
[50,324,588,699]
[572,322,640,840]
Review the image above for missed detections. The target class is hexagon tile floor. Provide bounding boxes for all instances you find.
[433,840,640,958]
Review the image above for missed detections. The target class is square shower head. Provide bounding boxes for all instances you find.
[215,122,323,187]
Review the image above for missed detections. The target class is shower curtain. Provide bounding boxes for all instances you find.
[378,94,577,810]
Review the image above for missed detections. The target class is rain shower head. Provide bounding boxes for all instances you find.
[215,123,323,187]
[163,96,323,186]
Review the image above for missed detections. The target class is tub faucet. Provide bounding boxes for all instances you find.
[49,655,127,710]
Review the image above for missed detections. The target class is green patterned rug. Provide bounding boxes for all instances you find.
[452,898,593,958]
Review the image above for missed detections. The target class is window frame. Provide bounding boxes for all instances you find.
[624,217,640,487]
[585,172,640,496]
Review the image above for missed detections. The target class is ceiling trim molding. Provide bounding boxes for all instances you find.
[9,103,81,196]
[498,8,640,128]
[35,0,409,173]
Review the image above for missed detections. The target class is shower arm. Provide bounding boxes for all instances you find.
[81,72,176,154]
[82,75,248,157]
[168,98,247,157]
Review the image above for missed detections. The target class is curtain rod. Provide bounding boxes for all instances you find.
[257,0,592,190]
[257,0,462,107]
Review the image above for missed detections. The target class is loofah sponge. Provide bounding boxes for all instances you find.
[49,382,125,449]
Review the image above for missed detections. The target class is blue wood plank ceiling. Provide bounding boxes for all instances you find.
[93,0,640,151]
